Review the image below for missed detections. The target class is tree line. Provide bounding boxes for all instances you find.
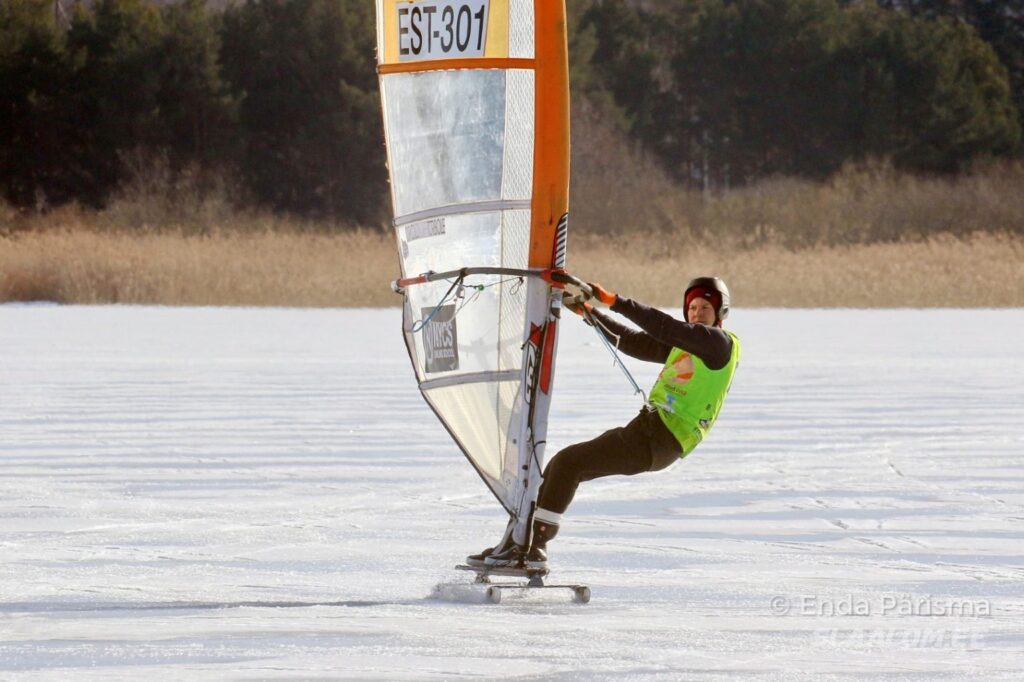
[1,0,1021,222]
[2,0,384,223]
[574,0,1022,189]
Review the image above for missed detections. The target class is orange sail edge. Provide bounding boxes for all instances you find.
[377,57,536,75]
[528,0,570,269]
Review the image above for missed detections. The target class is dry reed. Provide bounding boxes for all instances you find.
[3,146,1024,308]
[572,231,1024,308]
[2,215,1021,308]
[0,214,399,308]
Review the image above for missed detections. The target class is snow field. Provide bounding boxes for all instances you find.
[1,306,1022,679]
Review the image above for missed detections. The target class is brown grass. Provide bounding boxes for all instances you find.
[2,208,1021,307]
[0,210,399,307]
[572,231,1024,308]
[4,147,1024,308]
[570,107,1024,246]
[694,161,1024,248]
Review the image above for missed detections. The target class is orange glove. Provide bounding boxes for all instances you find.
[588,282,617,307]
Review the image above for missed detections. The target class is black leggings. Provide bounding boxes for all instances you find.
[537,407,683,515]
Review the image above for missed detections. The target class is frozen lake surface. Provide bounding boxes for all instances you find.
[1,305,1022,680]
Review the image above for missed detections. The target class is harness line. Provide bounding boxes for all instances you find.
[583,307,648,403]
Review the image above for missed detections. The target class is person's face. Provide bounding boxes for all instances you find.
[687,297,717,326]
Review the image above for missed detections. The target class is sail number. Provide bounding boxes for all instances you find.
[397,0,489,61]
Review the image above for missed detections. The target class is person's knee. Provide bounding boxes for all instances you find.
[543,455,574,487]
[545,443,589,481]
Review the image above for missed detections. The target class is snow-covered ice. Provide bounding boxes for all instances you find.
[1,305,1022,680]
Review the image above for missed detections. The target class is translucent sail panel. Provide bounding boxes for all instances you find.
[423,379,522,490]
[381,69,535,220]
[399,212,501,279]
[399,210,529,381]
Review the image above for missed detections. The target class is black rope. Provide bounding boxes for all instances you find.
[411,274,525,333]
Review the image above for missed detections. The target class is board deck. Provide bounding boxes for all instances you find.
[456,563,549,581]
[454,564,590,603]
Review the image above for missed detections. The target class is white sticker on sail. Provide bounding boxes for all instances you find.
[508,0,534,59]
[397,0,489,61]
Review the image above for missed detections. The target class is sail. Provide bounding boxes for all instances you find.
[375,0,569,544]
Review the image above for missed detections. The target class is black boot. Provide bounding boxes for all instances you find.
[467,519,515,567]
[483,519,535,568]
[483,542,527,568]
[525,517,559,570]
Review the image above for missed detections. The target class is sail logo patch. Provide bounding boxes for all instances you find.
[421,305,459,373]
[397,0,488,61]
[405,217,446,242]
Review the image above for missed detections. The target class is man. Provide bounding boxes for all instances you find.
[469,276,741,570]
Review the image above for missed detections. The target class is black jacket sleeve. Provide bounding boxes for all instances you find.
[597,296,734,370]
[588,309,673,364]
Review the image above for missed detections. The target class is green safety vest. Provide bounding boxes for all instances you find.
[648,331,741,456]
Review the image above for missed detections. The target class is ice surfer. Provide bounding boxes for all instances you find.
[470,277,741,570]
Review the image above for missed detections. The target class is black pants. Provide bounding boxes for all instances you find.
[537,407,683,515]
